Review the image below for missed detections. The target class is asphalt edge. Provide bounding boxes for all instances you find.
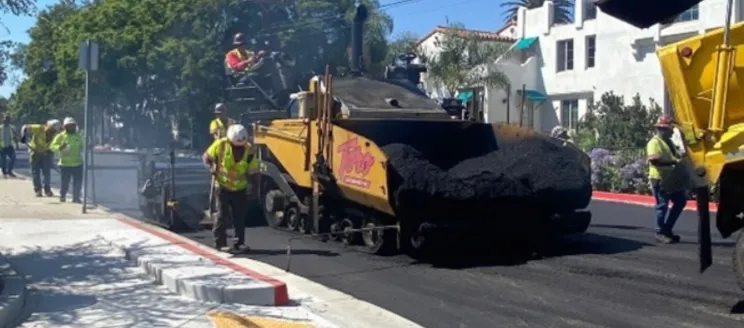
[0,254,27,328]
[113,216,290,306]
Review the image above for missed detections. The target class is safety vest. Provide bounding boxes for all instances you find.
[50,131,83,167]
[213,138,256,191]
[209,118,233,139]
[0,124,16,148]
[224,48,254,73]
[26,124,55,153]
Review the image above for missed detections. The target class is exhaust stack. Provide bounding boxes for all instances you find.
[349,4,368,77]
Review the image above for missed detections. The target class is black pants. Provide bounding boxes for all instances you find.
[30,151,53,192]
[213,187,248,247]
[0,146,15,174]
[60,165,83,201]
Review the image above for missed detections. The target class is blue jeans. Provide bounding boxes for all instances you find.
[650,179,687,235]
[0,146,15,174]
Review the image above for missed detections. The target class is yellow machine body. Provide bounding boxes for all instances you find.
[657,21,744,186]
[254,117,395,216]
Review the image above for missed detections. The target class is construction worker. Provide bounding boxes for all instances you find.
[50,117,83,203]
[23,119,63,197]
[209,103,236,140]
[202,124,259,253]
[551,125,573,145]
[647,115,687,244]
[0,114,19,178]
[225,32,266,85]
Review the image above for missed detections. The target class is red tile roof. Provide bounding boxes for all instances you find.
[415,24,517,47]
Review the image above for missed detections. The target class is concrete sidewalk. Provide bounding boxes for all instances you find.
[0,176,423,328]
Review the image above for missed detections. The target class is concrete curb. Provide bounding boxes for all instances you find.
[100,216,289,306]
[0,255,27,328]
[592,191,718,212]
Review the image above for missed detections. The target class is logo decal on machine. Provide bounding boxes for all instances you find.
[337,137,374,188]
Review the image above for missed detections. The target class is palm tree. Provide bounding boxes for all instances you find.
[500,0,575,25]
[418,22,511,97]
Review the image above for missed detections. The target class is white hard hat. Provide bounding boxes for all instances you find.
[551,125,567,138]
[63,117,77,126]
[226,124,248,146]
[46,119,62,130]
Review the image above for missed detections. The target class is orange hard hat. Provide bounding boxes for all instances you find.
[654,115,674,128]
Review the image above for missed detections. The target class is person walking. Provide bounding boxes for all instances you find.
[23,119,63,197]
[202,124,258,253]
[0,114,19,178]
[646,115,687,244]
[50,117,83,203]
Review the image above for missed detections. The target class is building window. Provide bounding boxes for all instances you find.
[556,39,574,72]
[584,1,597,20]
[586,35,596,68]
[675,5,699,22]
[560,99,579,129]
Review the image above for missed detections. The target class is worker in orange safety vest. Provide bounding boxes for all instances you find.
[224,33,267,86]
[202,124,259,253]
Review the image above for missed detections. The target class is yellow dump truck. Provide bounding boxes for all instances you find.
[596,0,744,288]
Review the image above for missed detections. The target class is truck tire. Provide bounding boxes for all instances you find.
[733,231,744,291]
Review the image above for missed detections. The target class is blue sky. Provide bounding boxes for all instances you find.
[0,0,508,98]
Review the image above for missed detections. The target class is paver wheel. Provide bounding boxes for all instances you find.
[733,231,744,291]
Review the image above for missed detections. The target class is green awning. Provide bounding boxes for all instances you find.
[524,89,546,101]
[514,37,537,50]
[457,89,473,101]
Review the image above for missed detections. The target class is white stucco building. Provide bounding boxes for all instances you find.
[417,0,743,133]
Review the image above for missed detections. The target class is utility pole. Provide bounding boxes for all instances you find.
[79,40,99,214]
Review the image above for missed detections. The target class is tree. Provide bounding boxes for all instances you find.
[8,0,396,147]
[0,0,37,86]
[384,31,418,65]
[418,22,511,97]
[582,92,662,149]
[500,0,574,25]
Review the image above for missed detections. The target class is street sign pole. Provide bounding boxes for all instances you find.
[79,40,99,214]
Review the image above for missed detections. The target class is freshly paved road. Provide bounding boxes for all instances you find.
[19,150,744,328]
[181,201,744,328]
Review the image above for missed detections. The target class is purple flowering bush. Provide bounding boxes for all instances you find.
[589,148,651,195]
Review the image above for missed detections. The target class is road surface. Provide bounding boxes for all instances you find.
[181,201,744,328]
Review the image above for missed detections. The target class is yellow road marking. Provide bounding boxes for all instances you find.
[208,310,316,328]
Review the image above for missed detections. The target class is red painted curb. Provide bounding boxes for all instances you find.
[116,216,290,306]
[592,191,718,212]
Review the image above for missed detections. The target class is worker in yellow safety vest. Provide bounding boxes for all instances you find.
[202,124,259,253]
[646,115,687,244]
[209,103,236,140]
[50,117,84,203]
[0,113,20,178]
[22,119,63,197]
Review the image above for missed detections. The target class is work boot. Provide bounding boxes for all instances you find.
[668,233,681,243]
[72,198,82,204]
[44,189,54,197]
[35,190,43,197]
[231,244,251,254]
[655,233,674,244]
[59,196,66,203]
[7,172,16,178]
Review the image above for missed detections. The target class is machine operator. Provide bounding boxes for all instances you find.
[22,119,63,197]
[202,124,259,253]
[209,103,236,140]
[224,32,267,86]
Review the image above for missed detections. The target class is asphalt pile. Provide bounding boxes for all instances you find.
[383,136,592,222]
